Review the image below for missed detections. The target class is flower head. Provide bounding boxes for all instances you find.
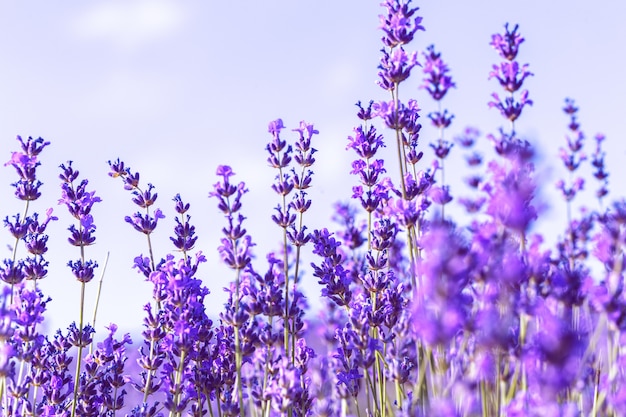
[379,0,424,48]
[490,23,524,61]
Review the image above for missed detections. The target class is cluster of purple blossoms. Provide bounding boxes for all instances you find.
[2,137,55,289]
[488,23,533,131]
[265,119,318,361]
[421,45,455,103]
[210,165,253,272]
[109,158,165,272]
[347,104,388,215]
[421,44,456,216]
[5,136,49,202]
[591,133,609,202]
[59,161,101,284]
[2,2,626,417]
[556,98,587,206]
[455,127,487,214]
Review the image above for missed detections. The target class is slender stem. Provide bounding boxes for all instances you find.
[282,225,290,358]
[260,318,274,415]
[70,281,86,417]
[437,101,445,221]
[170,349,187,417]
[142,337,157,403]
[90,251,110,355]
[392,86,408,200]
[234,267,245,417]
[290,244,301,362]
[9,200,30,304]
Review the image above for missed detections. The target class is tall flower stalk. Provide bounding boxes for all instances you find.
[421,44,455,219]
[108,159,166,406]
[58,161,101,417]
[266,119,317,362]
[210,165,253,417]
[2,136,50,301]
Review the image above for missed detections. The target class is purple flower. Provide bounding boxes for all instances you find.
[591,133,609,199]
[170,215,197,252]
[23,256,49,281]
[379,0,424,48]
[429,137,453,159]
[454,126,481,148]
[12,286,50,330]
[211,166,256,272]
[489,61,533,93]
[0,259,25,285]
[335,366,362,398]
[355,100,375,121]
[346,125,385,159]
[58,164,102,221]
[490,23,524,61]
[411,221,471,346]
[428,185,452,205]
[66,322,95,348]
[108,158,143,192]
[332,202,366,250]
[387,197,421,228]
[5,136,49,201]
[210,166,247,213]
[428,109,454,129]
[402,170,434,201]
[266,120,292,169]
[375,99,421,132]
[67,216,96,247]
[559,147,587,172]
[125,209,165,235]
[488,90,533,122]
[556,177,584,202]
[131,183,158,208]
[311,229,352,307]
[489,24,532,127]
[483,153,537,233]
[421,44,455,101]
[377,46,419,90]
[464,152,483,167]
[4,214,30,240]
[292,120,319,167]
[67,259,98,283]
[218,235,254,270]
[268,118,285,138]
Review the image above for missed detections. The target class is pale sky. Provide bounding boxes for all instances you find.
[1,1,624,333]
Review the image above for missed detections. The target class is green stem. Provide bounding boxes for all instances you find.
[90,252,110,355]
[234,267,245,417]
[70,281,86,417]
[9,200,30,304]
[170,350,187,417]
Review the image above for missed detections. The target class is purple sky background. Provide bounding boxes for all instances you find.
[1,1,624,333]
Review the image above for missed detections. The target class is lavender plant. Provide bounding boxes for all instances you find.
[1,1,625,417]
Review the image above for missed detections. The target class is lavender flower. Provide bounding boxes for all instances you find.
[421,44,455,102]
[4,136,49,201]
[591,133,609,203]
[488,24,533,130]
[412,221,471,346]
[379,0,424,48]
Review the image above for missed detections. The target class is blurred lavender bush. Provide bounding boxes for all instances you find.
[1,1,625,416]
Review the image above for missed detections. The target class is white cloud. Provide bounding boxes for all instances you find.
[71,0,185,50]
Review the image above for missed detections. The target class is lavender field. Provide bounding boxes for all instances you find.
[1,1,626,416]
